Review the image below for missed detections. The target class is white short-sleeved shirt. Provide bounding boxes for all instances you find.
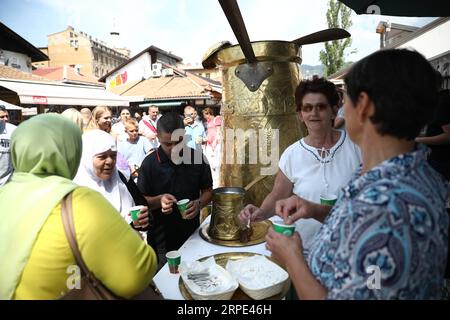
[111,122,128,142]
[117,136,152,169]
[138,116,160,150]
[278,130,361,249]
[0,122,16,186]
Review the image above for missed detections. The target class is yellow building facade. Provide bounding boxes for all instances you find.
[33,26,129,78]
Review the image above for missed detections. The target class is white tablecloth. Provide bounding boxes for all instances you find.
[153,215,274,300]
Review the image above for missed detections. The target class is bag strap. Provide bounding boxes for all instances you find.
[61,193,161,300]
[142,119,157,134]
[61,193,99,284]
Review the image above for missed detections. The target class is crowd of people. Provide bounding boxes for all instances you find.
[0,48,449,300]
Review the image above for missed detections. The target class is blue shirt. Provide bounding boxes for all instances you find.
[184,121,205,151]
[307,144,449,299]
[117,136,152,169]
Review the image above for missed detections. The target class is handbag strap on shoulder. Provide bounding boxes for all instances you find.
[61,192,93,279]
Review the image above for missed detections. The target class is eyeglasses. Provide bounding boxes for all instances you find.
[300,103,330,113]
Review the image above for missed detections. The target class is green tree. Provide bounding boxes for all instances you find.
[319,0,353,77]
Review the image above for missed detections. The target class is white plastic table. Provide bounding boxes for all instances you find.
[153,215,274,300]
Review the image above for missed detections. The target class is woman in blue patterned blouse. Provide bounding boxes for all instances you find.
[266,49,449,299]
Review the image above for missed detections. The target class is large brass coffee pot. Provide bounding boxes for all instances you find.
[202,0,351,241]
[203,41,306,208]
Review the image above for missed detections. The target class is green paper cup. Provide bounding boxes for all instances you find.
[166,250,181,274]
[320,194,337,206]
[177,199,190,219]
[129,205,144,222]
[272,220,296,237]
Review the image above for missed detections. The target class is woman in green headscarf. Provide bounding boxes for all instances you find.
[0,114,157,300]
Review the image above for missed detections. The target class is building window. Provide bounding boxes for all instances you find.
[95,67,99,77]
[94,53,98,61]
[70,40,78,49]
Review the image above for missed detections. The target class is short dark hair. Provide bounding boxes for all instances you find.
[344,49,438,140]
[0,105,6,111]
[295,78,339,111]
[157,112,184,135]
[203,107,214,115]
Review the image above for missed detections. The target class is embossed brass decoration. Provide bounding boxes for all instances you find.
[178,252,291,300]
[200,220,272,247]
[208,187,245,241]
[202,41,307,207]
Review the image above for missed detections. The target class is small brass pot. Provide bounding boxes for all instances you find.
[208,187,245,241]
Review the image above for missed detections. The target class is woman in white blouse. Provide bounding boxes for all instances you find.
[239,78,361,250]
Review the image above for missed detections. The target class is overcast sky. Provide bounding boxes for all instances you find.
[0,0,435,66]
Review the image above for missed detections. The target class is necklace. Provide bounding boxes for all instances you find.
[318,147,331,194]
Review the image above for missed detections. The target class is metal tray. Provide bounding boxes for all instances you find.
[178,252,291,300]
[199,220,272,247]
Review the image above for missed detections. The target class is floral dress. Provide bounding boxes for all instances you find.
[307,144,449,299]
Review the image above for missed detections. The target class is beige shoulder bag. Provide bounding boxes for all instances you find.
[60,193,162,300]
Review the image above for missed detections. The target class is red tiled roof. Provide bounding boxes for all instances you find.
[118,75,211,100]
[33,66,101,85]
[0,65,50,81]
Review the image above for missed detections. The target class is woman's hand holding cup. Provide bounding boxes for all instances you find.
[129,205,149,229]
[275,195,314,224]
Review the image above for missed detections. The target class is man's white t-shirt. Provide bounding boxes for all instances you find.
[111,121,128,142]
[278,130,361,249]
[138,115,160,150]
[0,122,17,186]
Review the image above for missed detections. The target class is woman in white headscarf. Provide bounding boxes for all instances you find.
[74,129,148,229]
